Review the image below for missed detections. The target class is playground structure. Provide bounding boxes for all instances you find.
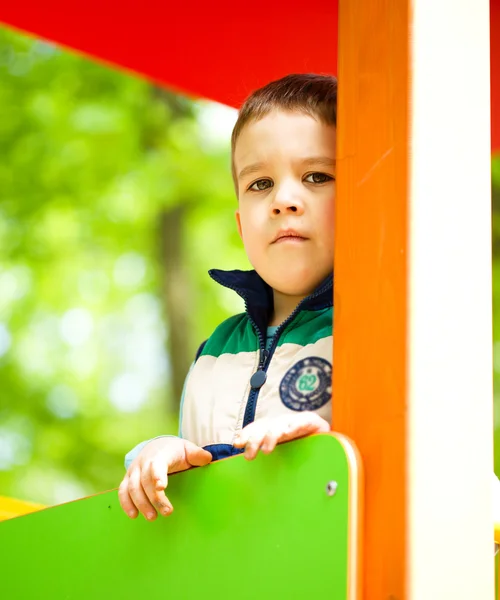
[0,435,362,599]
[0,0,498,598]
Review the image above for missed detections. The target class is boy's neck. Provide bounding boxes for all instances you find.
[269,290,308,327]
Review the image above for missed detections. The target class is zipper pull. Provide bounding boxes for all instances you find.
[250,348,268,389]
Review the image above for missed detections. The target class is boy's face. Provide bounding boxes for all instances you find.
[234,110,336,297]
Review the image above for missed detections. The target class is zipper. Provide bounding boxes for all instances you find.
[242,278,333,427]
[207,272,270,389]
[258,348,269,369]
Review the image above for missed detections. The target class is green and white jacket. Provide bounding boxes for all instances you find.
[125,269,333,466]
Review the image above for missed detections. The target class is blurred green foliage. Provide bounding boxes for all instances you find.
[491,160,500,472]
[0,27,249,504]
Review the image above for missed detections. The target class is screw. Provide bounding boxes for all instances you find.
[326,481,338,496]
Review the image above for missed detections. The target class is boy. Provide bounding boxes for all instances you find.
[118,73,337,521]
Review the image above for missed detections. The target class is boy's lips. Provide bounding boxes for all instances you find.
[271,229,309,244]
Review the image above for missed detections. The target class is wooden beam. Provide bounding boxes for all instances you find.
[335,1,409,597]
[334,0,493,598]
[408,1,492,597]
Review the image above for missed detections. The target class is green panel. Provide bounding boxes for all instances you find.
[0,435,354,599]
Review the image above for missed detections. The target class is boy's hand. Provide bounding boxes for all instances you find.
[233,412,330,460]
[118,437,212,521]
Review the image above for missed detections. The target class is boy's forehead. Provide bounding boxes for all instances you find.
[234,111,336,175]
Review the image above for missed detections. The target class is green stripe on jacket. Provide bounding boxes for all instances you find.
[200,307,333,358]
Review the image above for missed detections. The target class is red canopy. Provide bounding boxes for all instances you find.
[1,0,500,151]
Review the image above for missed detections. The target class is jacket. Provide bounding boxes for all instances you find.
[180,268,333,461]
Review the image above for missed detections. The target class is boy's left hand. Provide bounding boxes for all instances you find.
[233,411,330,460]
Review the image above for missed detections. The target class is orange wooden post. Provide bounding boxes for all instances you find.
[335,2,409,597]
[335,0,493,598]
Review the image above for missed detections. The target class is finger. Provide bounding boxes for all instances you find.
[304,412,330,433]
[244,432,265,461]
[314,414,331,433]
[278,420,312,443]
[141,461,173,517]
[279,413,330,443]
[184,442,213,467]
[128,466,157,521]
[261,430,280,454]
[118,474,139,519]
[149,461,174,516]
[150,459,168,490]
[279,418,308,441]
[234,423,256,448]
[233,432,246,448]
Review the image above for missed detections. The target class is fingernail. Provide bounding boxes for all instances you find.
[128,511,136,518]
[147,512,155,520]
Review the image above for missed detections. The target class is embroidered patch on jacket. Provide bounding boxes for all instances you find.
[279,357,332,411]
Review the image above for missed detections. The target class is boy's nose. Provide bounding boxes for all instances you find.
[270,189,305,216]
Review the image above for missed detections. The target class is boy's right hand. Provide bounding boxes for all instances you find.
[118,437,212,521]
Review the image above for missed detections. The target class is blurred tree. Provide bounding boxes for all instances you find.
[491,158,500,471]
[0,27,249,504]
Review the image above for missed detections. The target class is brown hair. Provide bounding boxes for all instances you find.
[231,73,337,158]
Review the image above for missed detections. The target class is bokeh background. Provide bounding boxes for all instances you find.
[1,26,500,505]
[0,27,250,504]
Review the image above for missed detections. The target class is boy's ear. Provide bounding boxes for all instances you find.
[235,210,243,240]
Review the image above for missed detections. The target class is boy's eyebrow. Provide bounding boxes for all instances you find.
[237,162,266,181]
[300,156,336,168]
[237,156,336,181]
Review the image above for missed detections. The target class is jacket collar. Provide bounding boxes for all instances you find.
[209,269,333,335]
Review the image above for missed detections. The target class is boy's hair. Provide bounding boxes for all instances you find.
[231,73,338,163]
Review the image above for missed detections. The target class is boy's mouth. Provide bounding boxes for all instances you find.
[272,229,309,244]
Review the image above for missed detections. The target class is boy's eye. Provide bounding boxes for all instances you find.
[304,172,334,184]
[248,179,273,192]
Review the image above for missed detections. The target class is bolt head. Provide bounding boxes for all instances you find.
[326,481,338,496]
